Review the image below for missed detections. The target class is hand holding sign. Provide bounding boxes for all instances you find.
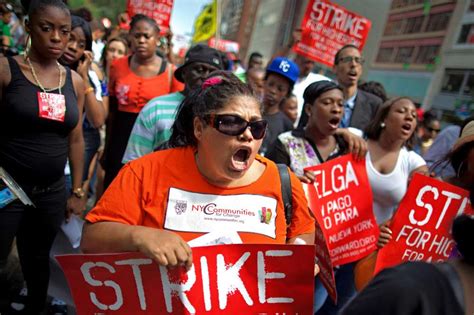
[132,226,193,270]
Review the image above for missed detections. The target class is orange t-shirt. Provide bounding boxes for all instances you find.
[86,146,315,244]
[108,56,184,113]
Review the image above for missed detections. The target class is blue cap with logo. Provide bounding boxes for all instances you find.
[266,57,300,85]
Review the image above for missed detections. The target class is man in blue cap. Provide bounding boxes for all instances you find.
[260,56,300,156]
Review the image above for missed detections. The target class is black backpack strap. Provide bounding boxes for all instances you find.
[277,164,293,226]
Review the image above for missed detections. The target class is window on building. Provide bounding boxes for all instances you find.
[464,74,474,95]
[415,45,440,64]
[405,16,424,33]
[470,0,474,12]
[391,0,407,9]
[384,20,404,35]
[391,0,423,9]
[441,70,466,93]
[457,24,474,44]
[426,12,451,32]
[376,48,394,62]
[394,46,414,63]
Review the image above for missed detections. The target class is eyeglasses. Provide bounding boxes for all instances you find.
[337,56,365,65]
[207,114,267,140]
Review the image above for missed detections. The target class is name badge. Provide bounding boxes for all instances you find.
[165,188,278,238]
[37,92,66,122]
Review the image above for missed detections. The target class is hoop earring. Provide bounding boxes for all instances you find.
[23,34,31,57]
[456,161,465,179]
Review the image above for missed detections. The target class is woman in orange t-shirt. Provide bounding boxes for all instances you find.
[102,14,183,189]
[82,71,315,270]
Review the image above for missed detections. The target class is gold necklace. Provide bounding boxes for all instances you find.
[26,56,62,94]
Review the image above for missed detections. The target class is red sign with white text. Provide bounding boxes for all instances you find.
[375,174,473,274]
[208,37,240,53]
[305,154,379,266]
[294,0,372,67]
[126,0,174,35]
[57,244,315,314]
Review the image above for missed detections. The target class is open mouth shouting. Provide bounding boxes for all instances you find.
[401,122,413,135]
[230,147,252,172]
[347,69,358,81]
[328,117,341,130]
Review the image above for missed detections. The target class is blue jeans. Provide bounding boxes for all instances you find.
[314,263,356,315]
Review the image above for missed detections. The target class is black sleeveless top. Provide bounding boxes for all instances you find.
[0,57,79,186]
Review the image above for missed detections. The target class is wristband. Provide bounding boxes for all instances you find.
[84,87,94,95]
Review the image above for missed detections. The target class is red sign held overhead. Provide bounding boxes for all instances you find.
[375,174,473,274]
[57,244,315,314]
[126,0,174,35]
[294,0,372,67]
[305,154,379,266]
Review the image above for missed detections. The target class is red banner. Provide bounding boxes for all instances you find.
[208,38,240,53]
[294,0,372,67]
[375,174,473,274]
[57,244,315,314]
[305,154,378,266]
[314,218,337,303]
[126,0,174,35]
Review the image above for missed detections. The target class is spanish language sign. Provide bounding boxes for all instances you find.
[305,154,378,266]
[57,244,315,314]
[375,174,473,274]
[294,0,372,67]
[126,0,174,35]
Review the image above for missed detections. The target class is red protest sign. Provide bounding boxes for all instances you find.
[126,0,174,35]
[208,37,240,53]
[305,154,378,266]
[294,0,372,67]
[314,218,337,303]
[57,244,315,314]
[375,174,473,274]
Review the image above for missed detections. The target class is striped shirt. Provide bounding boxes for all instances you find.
[122,92,184,163]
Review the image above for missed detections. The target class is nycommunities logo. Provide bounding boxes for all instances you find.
[191,203,256,217]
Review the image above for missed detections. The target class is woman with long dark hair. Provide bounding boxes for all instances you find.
[364,97,428,245]
[59,15,105,191]
[0,0,85,312]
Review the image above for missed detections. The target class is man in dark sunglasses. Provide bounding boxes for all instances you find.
[333,44,382,134]
[123,44,225,163]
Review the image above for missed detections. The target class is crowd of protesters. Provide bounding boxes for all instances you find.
[0,0,472,314]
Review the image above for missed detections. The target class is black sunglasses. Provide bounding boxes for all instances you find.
[207,114,267,140]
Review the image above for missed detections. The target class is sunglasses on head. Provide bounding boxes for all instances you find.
[207,114,267,140]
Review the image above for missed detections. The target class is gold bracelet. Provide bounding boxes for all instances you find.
[84,87,94,95]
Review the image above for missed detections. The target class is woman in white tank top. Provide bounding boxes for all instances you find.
[364,97,428,248]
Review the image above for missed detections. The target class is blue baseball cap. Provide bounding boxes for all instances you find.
[266,57,300,85]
